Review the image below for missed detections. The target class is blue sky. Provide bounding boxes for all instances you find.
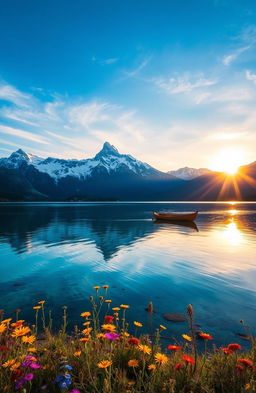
[0,0,256,171]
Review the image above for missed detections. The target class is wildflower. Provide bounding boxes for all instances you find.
[10,362,21,371]
[199,333,213,340]
[2,359,16,368]
[237,359,253,368]
[101,324,116,331]
[74,351,81,357]
[148,364,156,370]
[174,363,183,370]
[128,359,139,367]
[123,332,130,337]
[105,332,120,341]
[93,286,100,291]
[70,390,81,393]
[182,354,195,364]
[97,333,105,339]
[15,379,25,390]
[33,306,41,310]
[83,321,91,326]
[227,343,242,352]
[160,324,167,330]
[24,373,34,381]
[80,338,89,342]
[120,304,129,309]
[128,337,140,346]
[113,312,118,317]
[167,345,182,351]
[80,312,91,318]
[0,324,6,334]
[102,285,109,289]
[22,335,36,344]
[112,307,120,311]
[245,384,251,390]
[155,353,168,365]
[98,360,112,368]
[104,315,114,323]
[105,300,112,303]
[221,347,232,354]
[28,347,37,352]
[182,334,192,341]
[236,364,244,374]
[82,327,93,335]
[138,344,151,355]
[11,326,31,337]
[30,362,40,369]
[1,318,12,324]
[11,369,23,381]
[11,321,24,328]
[134,321,142,327]
[38,300,45,305]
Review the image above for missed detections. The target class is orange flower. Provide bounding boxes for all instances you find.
[80,312,91,318]
[1,318,12,324]
[199,332,213,340]
[182,334,192,341]
[22,335,36,344]
[98,360,112,368]
[10,362,20,371]
[97,333,105,339]
[128,359,139,367]
[120,304,129,309]
[167,345,182,351]
[11,326,31,338]
[83,321,91,326]
[80,338,90,342]
[112,307,120,311]
[148,364,156,370]
[182,355,195,364]
[101,324,116,331]
[227,343,242,352]
[2,359,16,368]
[155,353,168,365]
[82,327,93,335]
[0,324,7,334]
[159,325,167,330]
[74,350,81,357]
[33,306,41,310]
[238,359,253,368]
[93,286,100,291]
[134,321,142,327]
[138,344,151,355]
[105,300,112,303]
[28,347,37,352]
[102,285,109,289]
[11,320,24,328]
[38,300,45,305]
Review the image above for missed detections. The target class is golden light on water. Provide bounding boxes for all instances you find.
[228,209,238,215]
[222,219,243,246]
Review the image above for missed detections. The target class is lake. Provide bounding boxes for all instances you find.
[0,202,256,347]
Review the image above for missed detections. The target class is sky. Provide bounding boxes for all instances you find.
[0,0,256,171]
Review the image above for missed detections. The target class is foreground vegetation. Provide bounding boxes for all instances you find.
[0,286,255,393]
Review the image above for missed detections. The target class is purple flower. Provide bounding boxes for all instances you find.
[30,363,40,369]
[26,356,35,360]
[24,373,34,381]
[15,379,24,390]
[70,390,81,393]
[105,332,120,341]
[21,360,32,368]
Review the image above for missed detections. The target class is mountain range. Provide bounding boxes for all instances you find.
[0,142,255,201]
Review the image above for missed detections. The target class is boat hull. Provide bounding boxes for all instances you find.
[153,211,198,222]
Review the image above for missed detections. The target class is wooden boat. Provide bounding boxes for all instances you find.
[153,211,198,222]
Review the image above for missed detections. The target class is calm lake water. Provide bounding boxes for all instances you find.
[0,202,256,347]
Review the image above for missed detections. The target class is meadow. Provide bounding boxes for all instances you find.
[0,286,255,393]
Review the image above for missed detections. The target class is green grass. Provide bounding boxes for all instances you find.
[0,286,255,393]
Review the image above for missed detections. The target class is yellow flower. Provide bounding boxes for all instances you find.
[97,333,105,339]
[148,364,156,370]
[98,360,112,368]
[10,362,20,371]
[0,324,7,334]
[182,334,192,342]
[11,326,31,338]
[160,325,167,330]
[33,306,41,310]
[138,344,151,355]
[123,332,130,337]
[102,285,109,289]
[22,335,36,344]
[1,318,12,324]
[155,353,168,365]
[120,304,130,309]
[2,359,16,368]
[128,359,139,367]
[101,324,116,331]
[83,321,91,326]
[28,347,37,352]
[82,327,93,335]
[38,300,45,305]
[80,312,91,318]
[134,321,142,327]
[112,307,120,311]
[74,350,81,357]
[105,300,112,303]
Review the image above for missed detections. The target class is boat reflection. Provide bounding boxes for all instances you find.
[154,219,199,232]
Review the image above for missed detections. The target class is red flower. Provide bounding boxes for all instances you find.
[128,337,140,346]
[104,315,114,323]
[221,347,232,354]
[238,359,253,368]
[11,369,23,381]
[227,343,242,352]
[167,345,182,351]
[235,364,244,375]
[174,363,183,370]
[182,354,195,364]
[199,333,213,340]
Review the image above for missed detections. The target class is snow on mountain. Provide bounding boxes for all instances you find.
[0,142,159,180]
[168,166,211,180]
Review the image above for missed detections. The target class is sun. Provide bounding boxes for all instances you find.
[211,148,246,175]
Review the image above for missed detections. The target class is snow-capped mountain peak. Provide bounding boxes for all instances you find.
[0,149,43,169]
[95,142,120,158]
[168,166,211,180]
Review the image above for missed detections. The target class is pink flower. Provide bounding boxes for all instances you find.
[24,373,34,381]
[104,332,120,341]
[30,363,40,369]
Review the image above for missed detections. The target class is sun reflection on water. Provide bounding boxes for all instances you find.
[222,219,243,246]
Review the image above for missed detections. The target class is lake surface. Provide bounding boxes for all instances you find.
[0,202,256,347]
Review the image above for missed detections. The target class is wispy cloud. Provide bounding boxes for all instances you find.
[222,45,250,66]
[122,56,152,79]
[92,56,119,65]
[0,83,32,107]
[152,73,217,94]
[245,70,256,84]
[0,125,50,145]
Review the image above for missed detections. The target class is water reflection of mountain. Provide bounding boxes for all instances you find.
[0,205,160,260]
